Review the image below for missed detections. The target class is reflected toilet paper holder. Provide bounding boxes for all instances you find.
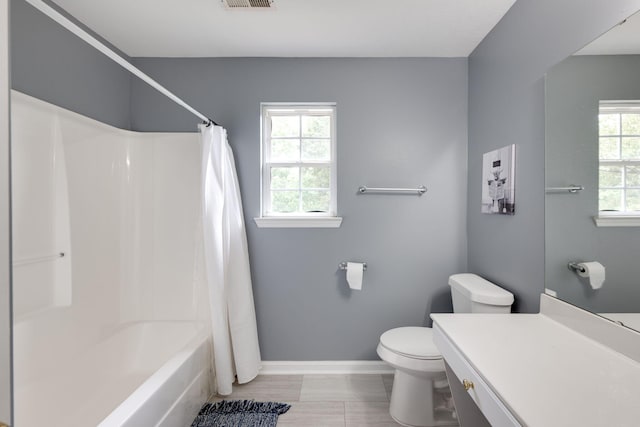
[339,262,367,271]
[568,262,586,274]
[567,261,606,290]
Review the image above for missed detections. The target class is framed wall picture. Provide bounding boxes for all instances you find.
[481,144,516,215]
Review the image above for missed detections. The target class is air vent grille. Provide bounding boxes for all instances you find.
[223,0,273,8]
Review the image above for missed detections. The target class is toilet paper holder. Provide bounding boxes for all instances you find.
[568,262,586,274]
[339,262,367,271]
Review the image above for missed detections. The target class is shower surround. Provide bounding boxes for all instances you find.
[11,91,212,426]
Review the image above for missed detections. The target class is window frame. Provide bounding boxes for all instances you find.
[595,101,640,227]
[255,103,342,228]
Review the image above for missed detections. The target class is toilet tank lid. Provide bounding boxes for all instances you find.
[448,273,514,306]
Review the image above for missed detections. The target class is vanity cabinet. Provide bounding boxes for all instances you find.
[431,294,640,427]
[434,324,520,427]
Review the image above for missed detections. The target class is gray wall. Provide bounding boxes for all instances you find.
[467,0,640,313]
[15,0,640,359]
[10,0,131,129]
[546,55,640,313]
[131,58,468,360]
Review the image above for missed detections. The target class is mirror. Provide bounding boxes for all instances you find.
[545,10,640,332]
[1,3,12,425]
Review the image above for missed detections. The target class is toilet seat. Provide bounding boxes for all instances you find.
[379,327,442,360]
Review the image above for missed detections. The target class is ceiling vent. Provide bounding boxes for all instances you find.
[222,0,273,8]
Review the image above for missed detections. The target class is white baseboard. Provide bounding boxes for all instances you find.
[259,360,393,375]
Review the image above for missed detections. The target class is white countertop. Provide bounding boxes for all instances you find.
[431,312,640,427]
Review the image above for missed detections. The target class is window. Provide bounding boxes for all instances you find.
[255,103,341,228]
[596,101,640,226]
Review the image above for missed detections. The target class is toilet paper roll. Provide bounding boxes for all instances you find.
[346,262,364,290]
[577,261,605,290]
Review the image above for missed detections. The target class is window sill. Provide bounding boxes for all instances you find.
[254,216,343,229]
[593,215,640,227]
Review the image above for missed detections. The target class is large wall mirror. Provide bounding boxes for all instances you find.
[545,9,640,332]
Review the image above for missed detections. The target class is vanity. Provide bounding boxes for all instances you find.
[432,294,640,427]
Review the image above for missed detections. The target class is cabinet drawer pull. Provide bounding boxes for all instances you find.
[463,379,475,391]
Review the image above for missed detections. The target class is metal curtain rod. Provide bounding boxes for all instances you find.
[23,0,217,126]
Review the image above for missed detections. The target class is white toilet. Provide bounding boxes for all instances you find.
[377,273,514,427]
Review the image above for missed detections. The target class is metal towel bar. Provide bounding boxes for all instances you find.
[546,185,584,194]
[358,185,427,195]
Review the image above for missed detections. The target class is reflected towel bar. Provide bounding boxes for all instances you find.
[358,185,427,195]
[13,252,65,267]
[545,185,584,193]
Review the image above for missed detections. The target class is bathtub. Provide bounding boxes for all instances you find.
[11,92,212,426]
[14,321,211,427]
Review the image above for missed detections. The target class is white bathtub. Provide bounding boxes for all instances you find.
[14,321,211,427]
[12,92,212,427]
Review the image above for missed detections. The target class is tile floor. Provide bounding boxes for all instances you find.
[210,373,402,426]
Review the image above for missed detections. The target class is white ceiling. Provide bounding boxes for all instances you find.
[576,10,640,55]
[50,0,516,58]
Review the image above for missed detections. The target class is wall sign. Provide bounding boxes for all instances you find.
[482,144,516,215]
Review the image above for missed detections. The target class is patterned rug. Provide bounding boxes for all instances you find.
[190,399,291,427]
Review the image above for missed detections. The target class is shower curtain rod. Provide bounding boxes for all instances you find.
[23,0,218,126]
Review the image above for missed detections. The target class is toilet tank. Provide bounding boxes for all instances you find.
[448,273,514,313]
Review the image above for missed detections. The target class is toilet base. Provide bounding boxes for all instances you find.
[389,369,458,427]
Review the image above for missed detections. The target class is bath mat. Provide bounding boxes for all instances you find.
[190,399,291,427]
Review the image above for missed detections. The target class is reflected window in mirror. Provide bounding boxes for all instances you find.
[598,101,640,221]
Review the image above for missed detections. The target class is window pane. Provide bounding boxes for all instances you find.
[302,190,330,212]
[599,137,619,160]
[599,114,620,136]
[626,166,640,187]
[599,189,623,211]
[302,115,330,138]
[271,116,300,137]
[301,167,330,189]
[599,165,623,187]
[271,167,299,189]
[271,139,300,162]
[627,189,640,211]
[621,137,640,160]
[302,139,331,162]
[272,191,299,213]
[622,113,640,135]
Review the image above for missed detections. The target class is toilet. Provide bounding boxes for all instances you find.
[377,273,514,427]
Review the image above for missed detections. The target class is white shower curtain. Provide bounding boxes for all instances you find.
[200,123,261,396]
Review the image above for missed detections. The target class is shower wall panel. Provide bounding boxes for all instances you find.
[11,90,208,394]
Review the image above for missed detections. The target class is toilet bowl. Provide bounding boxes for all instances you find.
[377,327,456,427]
[377,274,514,427]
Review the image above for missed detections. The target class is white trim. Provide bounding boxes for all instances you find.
[600,100,640,112]
[260,103,337,217]
[598,103,640,214]
[259,361,393,375]
[254,217,342,228]
[593,215,640,227]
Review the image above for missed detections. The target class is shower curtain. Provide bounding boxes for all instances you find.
[200,124,261,396]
